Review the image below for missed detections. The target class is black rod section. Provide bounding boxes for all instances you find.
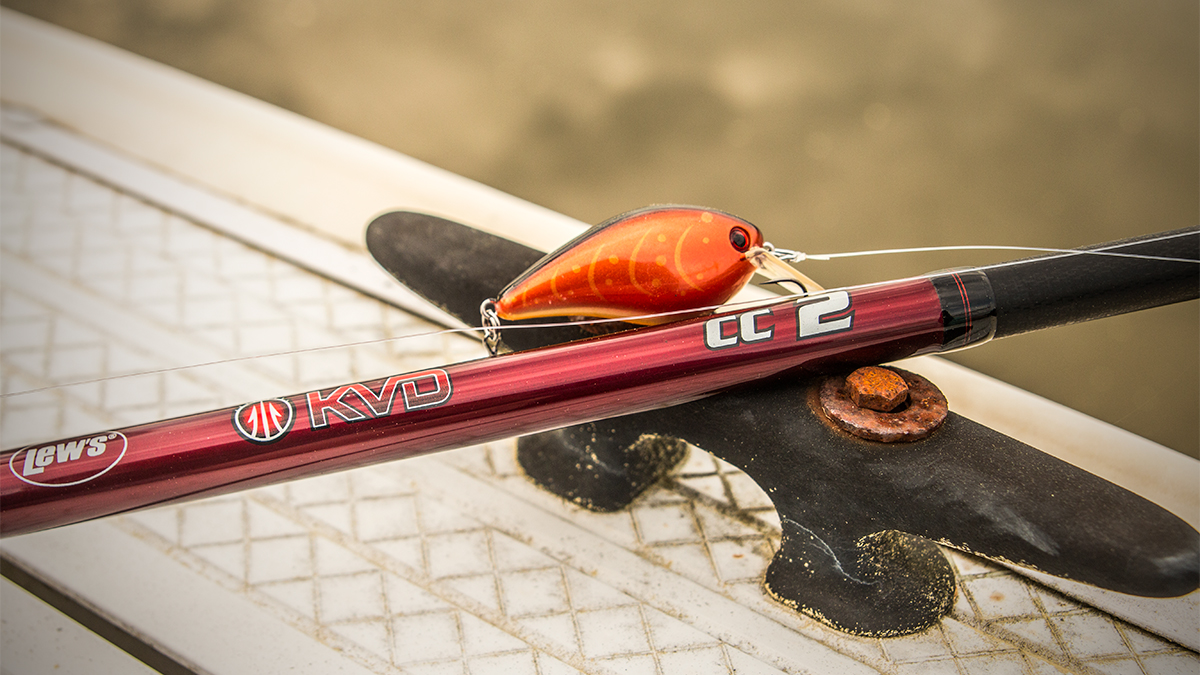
[980,227,1198,340]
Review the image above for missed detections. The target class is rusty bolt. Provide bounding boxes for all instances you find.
[845,366,909,412]
[818,367,948,443]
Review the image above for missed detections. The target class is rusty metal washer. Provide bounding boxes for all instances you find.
[819,367,948,442]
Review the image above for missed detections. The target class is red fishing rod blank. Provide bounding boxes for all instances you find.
[3,274,963,536]
[3,227,1196,537]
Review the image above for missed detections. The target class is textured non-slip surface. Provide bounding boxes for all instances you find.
[2,144,1196,674]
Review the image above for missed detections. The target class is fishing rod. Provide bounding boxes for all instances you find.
[2,226,1196,537]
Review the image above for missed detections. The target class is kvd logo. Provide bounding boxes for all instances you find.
[233,398,295,444]
[306,369,452,429]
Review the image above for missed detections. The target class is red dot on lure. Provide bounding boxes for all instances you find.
[493,206,766,325]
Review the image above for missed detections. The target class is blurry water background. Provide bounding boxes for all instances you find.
[3,1,1197,456]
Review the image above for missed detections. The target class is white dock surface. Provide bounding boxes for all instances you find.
[2,11,1196,675]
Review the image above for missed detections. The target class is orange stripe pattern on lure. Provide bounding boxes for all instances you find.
[491,205,822,326]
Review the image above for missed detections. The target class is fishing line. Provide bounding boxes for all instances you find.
[771,229,1200,264]
[0,291,853,398]
[0,300,801,397]
[0,325,486,398]
[4,234,1194,398]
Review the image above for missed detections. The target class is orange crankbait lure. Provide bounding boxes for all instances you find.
[487,205,822,330]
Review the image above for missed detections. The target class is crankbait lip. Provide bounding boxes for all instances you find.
[743,243,826,295]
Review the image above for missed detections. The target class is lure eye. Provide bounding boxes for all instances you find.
[729,227,751,252]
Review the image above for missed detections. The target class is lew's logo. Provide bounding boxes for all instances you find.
[307,369,452,429]
[9,432,128,487]
[233,399,295,444]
